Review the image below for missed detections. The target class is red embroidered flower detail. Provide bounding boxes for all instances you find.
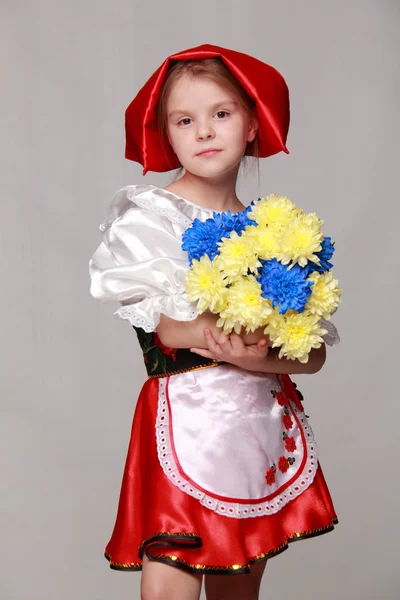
[265,467,276,485]
[278,456,289,473]
[265,469,276,485]
[282,414,294,430]
[276,391,287,406]
[153,333,177,361]
[284,436,296,452]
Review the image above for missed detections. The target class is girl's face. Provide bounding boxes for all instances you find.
[166,75,258,180]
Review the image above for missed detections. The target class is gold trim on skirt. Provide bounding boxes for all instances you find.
[104,518,338,573]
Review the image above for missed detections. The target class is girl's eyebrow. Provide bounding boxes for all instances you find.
[168,100,239,119]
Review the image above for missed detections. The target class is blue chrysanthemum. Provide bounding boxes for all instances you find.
[182,210,256,264]
[214,209,256,234]
[181,217,225,264]
[305,236,335,276]
[257,258,313,314]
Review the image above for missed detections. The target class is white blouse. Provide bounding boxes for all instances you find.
[89,184,339,345]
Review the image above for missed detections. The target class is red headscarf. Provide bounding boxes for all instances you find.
[125,43,290,174]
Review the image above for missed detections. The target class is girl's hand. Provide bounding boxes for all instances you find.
[190,328,269,371]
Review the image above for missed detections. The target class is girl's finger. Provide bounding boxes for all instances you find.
[217,332,229,343]
[255,339,269,357]
[229,333,246,354]
[218,332,233,351]
[190,348,214,359]
[204,328,220,354]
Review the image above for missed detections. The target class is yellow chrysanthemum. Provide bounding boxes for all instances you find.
[248,194,299,230]
[184,255,228,313]
[306,272,343,319]
[215,231,261,280]
[302,212,324,229]
[240,225,281,261]
[216,314,243,335]
[216,276,273,334]
[278,214,324,268]
[264,309,327,363]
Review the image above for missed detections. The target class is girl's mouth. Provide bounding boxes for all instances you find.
[196,149,222,157]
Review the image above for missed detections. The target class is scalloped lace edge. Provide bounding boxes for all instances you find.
[114,301,198,333]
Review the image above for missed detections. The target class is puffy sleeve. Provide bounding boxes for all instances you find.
[89,186,199,332]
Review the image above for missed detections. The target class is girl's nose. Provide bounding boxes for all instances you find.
[196,122,215,141]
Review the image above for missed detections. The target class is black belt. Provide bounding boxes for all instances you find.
[133,326,225,378]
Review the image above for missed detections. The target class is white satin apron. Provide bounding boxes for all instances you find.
[156,364,318,519]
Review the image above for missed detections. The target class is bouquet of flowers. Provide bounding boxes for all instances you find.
[181,194,342,363]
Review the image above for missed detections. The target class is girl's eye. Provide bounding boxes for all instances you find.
[177,118,192,126]
[177,111,229,126]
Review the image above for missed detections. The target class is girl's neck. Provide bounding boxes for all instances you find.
[164,171,245,213]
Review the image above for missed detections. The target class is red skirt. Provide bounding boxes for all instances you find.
[104,376,338,574]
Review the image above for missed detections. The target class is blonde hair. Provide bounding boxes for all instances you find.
[155,57,260,180]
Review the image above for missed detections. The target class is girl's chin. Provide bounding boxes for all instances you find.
[183,162,241,180]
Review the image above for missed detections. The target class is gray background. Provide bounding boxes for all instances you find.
[2,1,399,598]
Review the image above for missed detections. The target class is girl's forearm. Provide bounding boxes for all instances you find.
[157,312,325,373]
[250,345,327,375]
[156,313,269,349]
[156,312,223,349]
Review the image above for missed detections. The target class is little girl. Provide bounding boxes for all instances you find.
[89,44,339,600]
